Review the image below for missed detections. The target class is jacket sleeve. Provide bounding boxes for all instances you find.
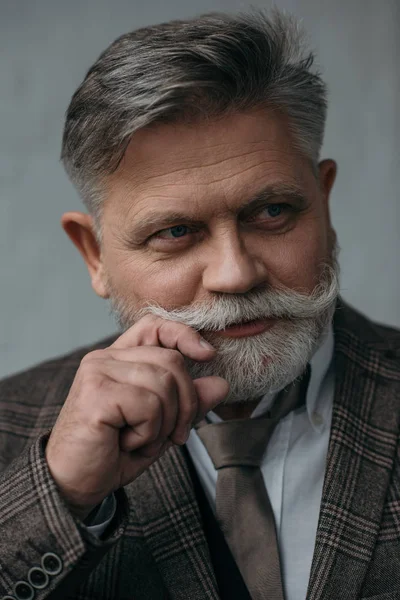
[0,431,130,599]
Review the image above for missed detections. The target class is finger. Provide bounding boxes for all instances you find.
[137,438,173,459]
[97,361,179,441]
[119,393,163,452]
[100,348,199,445]
[193,376,230,421]
[110,314,216,361]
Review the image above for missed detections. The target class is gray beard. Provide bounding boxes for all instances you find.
[108,256,340,404]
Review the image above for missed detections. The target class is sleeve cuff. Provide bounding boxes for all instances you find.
[84,494,117,537]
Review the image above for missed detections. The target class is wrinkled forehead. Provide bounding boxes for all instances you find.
[104,109,315,218]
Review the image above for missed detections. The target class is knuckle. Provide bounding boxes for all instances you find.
[78,361,106,390]
[132,362,167,382]
[137,313,157,328]
[164,349,185,368]
[144,392,162,420]
[159,370,176,392]
[87,408,107,429]
[143,313,158,323]
[81,349,104,363]
[141,421,160,443]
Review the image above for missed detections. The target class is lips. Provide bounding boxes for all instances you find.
[215,318,277,338]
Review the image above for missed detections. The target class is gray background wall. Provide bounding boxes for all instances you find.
[1,0,399,379]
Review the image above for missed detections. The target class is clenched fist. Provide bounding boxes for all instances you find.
[45,315,229,519]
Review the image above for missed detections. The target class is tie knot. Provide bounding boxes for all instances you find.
[196,367,310,470]
[196,417,275,469]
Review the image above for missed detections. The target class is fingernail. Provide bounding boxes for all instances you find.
[199,337,214,350]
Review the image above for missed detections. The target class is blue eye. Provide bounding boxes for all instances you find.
[169,225,188,237]
[157,224,191,239]
[266,204,283,217]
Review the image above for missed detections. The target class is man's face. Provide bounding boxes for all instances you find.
[102,109,336,310]
[65,108,338,402]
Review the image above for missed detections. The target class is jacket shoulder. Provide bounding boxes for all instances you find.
[0,333,118,398]
[335,298,400,353]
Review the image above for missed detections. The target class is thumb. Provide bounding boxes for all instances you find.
[193,376,229,420]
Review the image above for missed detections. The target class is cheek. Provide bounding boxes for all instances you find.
[261,222,330,292]
[105,250,203,308]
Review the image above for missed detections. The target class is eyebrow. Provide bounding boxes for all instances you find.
[238,184,308,219]
[127,183,308,243]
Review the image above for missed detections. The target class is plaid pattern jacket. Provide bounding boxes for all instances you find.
[0,300,400,600]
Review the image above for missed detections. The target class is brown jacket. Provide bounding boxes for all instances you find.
[0,300,400,600]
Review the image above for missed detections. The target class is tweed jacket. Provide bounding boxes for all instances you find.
[0,300,400,600]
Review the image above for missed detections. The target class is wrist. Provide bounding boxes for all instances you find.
[45,443,104,520]
[66,500,99,522]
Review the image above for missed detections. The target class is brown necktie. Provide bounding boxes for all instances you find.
[195,368,310,600]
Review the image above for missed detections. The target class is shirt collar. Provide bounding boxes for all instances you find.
[303,323,334,432]
[209,323,334,432]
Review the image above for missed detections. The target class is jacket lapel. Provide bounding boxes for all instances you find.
[128,444,220,600]
[307,304,400,600]
[122,301,400,600]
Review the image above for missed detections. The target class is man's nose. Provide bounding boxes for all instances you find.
[202,232,268,294]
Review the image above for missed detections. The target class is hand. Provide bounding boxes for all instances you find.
[45,315,229,519]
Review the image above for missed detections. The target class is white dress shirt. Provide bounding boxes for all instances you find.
[186,326,335,600]
[87,326,335,600]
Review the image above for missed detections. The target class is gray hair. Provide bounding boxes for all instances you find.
[61,9,328,241]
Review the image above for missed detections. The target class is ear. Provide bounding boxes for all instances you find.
[61,212,110,298]
[318,159,338,253]
[318,159,337,205]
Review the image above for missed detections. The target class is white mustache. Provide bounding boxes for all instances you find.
[137,263,339,331]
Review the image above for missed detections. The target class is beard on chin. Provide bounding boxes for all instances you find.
[108,257,340,404]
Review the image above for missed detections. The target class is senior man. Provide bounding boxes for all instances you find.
[1,9,399,600]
